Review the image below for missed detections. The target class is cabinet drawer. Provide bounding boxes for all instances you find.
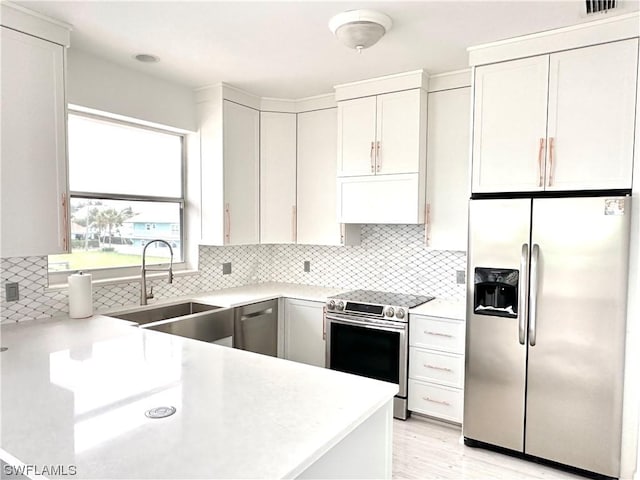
[408,380,463,423]
[410,315,465,353]
[409,348,464,388]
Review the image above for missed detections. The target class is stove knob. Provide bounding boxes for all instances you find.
[395,308,406,320]
[327,300,336,310]
[336,301,345,311]
[385,307,395,317]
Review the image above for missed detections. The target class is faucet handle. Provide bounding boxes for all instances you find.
[168,271,174,284]
[147,286,154,300]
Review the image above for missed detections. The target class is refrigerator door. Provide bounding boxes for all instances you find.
[525,196,630,477]
[464,198,531,451]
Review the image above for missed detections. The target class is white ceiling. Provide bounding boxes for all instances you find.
[15,0,640,98]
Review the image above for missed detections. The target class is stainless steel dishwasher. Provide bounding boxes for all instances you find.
[233,300,278,357]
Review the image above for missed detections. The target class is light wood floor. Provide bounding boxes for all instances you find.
[393,415,586,479]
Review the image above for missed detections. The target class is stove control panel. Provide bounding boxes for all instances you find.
[326,301,408,321]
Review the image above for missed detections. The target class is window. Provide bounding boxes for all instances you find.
[49,112,185,275]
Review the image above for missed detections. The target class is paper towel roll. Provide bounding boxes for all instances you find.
[68,272,93,318]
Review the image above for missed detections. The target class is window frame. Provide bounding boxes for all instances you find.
[48,109,188,285]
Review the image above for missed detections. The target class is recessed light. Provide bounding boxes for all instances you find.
[134,53,160,63]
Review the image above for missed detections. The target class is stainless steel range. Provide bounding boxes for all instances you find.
[325,289,434,420]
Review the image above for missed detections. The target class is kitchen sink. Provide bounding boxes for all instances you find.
[143,308,234,346]
[109,301,222,325]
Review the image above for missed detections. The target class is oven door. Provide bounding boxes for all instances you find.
[326,314,407,397]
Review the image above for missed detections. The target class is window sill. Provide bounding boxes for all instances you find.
[46,267,199,291]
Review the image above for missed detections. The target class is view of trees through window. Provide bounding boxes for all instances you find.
[48,112,184,273]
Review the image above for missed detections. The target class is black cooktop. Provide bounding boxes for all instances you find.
[330,289,434,309]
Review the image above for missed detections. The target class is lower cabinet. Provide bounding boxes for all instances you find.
[284,298,326,368]
[408,314,465,423]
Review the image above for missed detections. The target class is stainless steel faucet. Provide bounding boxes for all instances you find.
[141,239,174,305]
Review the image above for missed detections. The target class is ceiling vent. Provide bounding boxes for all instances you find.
[585,0,617,14]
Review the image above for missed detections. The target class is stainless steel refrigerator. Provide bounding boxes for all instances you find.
[463,195,630,478]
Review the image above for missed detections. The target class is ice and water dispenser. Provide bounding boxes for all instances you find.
[473,268,519,318]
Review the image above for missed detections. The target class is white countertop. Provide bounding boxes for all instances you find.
[410,298,466,320]
[193,282,345,307]
[100,282,345,317]
[0,311,396,478]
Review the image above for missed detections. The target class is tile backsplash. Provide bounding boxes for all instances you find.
[0,224,466,323]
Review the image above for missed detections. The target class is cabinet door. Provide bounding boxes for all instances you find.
[337,173,423,224]
[1,27,68,257]
[297,108,342,245]
[426,87,470,250]
[284,299,326,368]
[546,39,638,191]
[260,112,297,244]
[223,100,260,245]
[472,56,549,193]
[337,96,377,176]
[376,89,426,175]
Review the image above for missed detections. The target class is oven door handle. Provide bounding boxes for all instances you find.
[325,314,407,332]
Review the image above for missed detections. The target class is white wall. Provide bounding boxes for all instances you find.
[66,49,196,132]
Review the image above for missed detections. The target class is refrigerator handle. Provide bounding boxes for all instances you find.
[518,243,529,345]
[529,244,540,347]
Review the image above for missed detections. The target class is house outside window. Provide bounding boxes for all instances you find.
[49,111,185,275]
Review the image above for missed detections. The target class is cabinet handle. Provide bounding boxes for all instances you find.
[224,203,231,244]
[370,141,375,172]
[425,330,454,338]
[291,205,297,243]
[425,364,452,372]
[548,137,555,187]
[61,193,69,252]
[423,396,451,406]
[322,306,327,340]
[376,141,381,172]
[537,138,545,187]
[424,204,431,246]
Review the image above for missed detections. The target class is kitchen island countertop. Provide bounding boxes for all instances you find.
[0,310,396,478]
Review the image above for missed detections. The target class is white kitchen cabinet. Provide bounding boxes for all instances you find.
[260,111,297,244]
[545,40,637,191]
[0,26,69,257]
[297,108,360,246]
[336,96,377,176]
[200,98,260,245]
[425,86,471,251]
[337,89,426,177]
[472,39,638,193]
[408,314,465,424]
[284,298,326,368]
[336,87,427,224]
[337,173,424,224]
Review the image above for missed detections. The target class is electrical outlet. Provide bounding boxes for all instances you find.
[304,261,310,272]
[456,270,466,285]
[5,282,19,302]
[222,262,232,275]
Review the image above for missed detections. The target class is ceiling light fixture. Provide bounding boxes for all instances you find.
[134,53,160,63]
[328,9,392,53]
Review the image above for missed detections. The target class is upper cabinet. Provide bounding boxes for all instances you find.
[472,39,638,193]
[425,82,471,251]
[198,91,260,246]
[260,111,297,244]
[1,11,71,258]
[335,70,428,224]
[223,101,260,244]
[337,89,423,176]
[297,108,360,246]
